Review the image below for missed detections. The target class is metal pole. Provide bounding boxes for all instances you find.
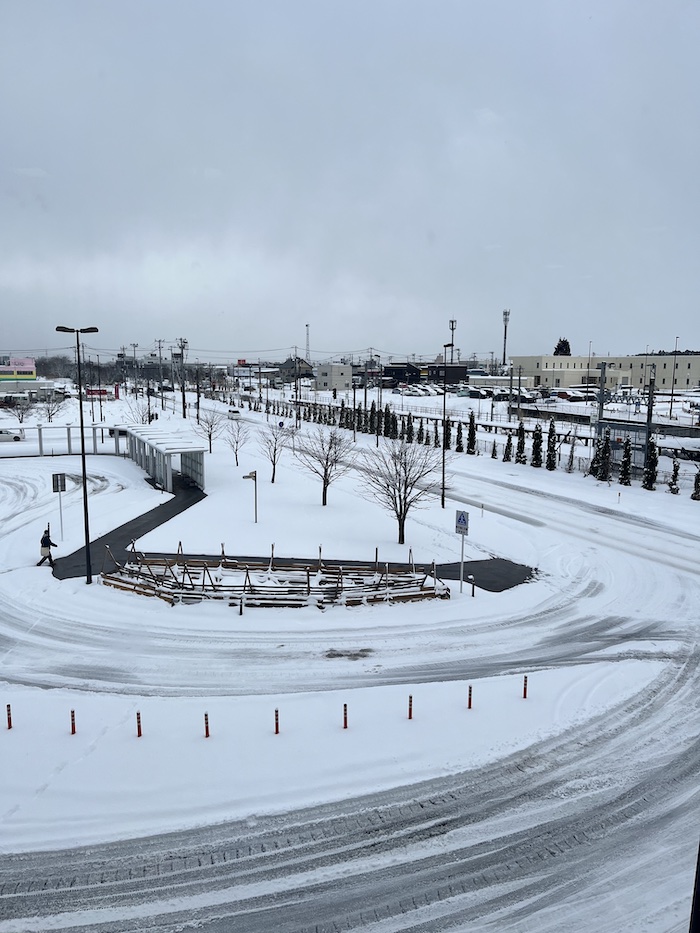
[670,336,679,419]
[253,473,258,524]
[58,326,98,584]
[689,839,700,933]
[502,309,510,367]
[352,383,356,441]
[442,343,452,508]
[76,333,92,583]
[645,366,656,466]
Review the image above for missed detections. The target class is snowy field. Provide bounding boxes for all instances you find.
[0,393,698,931]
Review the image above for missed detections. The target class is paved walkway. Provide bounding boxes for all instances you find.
[52,477,534,592]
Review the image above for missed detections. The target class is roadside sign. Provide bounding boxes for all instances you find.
[455,510,469,535]
[52,473,66,541]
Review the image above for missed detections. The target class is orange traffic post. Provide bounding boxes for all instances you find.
[408,694,413,720]
[468,685,472,710]
[204,712,210,738]
[523,675,528,700]
[343,703,348,730]
[136,710,142,737]
[6,703,11,730]
[70,709,76,735]
[274,708,279,735]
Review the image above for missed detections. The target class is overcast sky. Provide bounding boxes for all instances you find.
[1,1,698,365]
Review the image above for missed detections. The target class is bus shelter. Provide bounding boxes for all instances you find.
[122,426,207,492]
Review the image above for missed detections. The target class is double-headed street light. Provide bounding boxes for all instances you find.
[441,342,453,508]
[56,325,99,584]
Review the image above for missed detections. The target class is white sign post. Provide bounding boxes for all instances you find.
[52,472,66,541]
[455,509,469,593]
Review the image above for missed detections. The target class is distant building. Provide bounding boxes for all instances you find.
[315,363,352,393]
[511,352,700,395]
[0,357,36,381]
[278,357,313,382]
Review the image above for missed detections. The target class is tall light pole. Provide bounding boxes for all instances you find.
[441,342,453,508]
[449,320,457,363]
[669,336,679,419]
[56,325,99,584]
[587,340,592,405]
[502,309,510,367]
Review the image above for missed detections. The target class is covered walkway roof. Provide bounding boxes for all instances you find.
[122,425,207,493]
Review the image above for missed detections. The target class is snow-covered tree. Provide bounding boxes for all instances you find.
[192,408,227,453]
[467,411,477,455]
[531,423,543,467]
[503,432,513,462]
[40,395,66,424]
[667,458,680,495]
[546,419,557,471]
[294,427,356,506]
[515,421,527,464]
[619,436,632,486]
[225,420,249,466]
[455,421,464,453]
[258,422,292,483]
[691,471,700,501]
[360,440,442,544]
[599,428,612,482]
[642,440,658,491]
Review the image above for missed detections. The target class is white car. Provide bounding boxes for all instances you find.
[0,428,25,442]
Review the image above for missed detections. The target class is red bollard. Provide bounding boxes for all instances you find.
[136,710,142,738]
[408,694,413,720]
[6,703,11,730]
[468,685,472,710]
[343,703,348,730]
[70,709,76,735]
[523,675,528,700]
[204,712,210,738]
[274,708,279,735]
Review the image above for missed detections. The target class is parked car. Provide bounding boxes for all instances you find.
[108,426,129,437]
[228,409,241,420]
[0,428,25,442]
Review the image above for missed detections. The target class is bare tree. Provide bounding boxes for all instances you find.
[225,420,250,466]
[192,408,227,453]
[258,422,291,483]
[360,439,442,544]
[294,426,356,505]
[123,397,152,425]
[12,398,36,423]
[40,394,66,424]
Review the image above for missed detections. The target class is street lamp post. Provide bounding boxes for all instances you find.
[502,309,510,367]
[243,470,258,523]
[669,336,679,419]
[56,325,99,584]
[441,342,453,508]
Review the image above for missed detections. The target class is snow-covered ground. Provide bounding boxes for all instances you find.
[0,393,698,931]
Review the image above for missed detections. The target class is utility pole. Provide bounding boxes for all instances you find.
[670,336,680,419]
[119,346,128,388]
[449,320,457,364]
[156,339,165,410]
[195,361,201,422]
[645,364,656,467]
[502,309,510,367]
[176,337,188,418]
[130,343,139,396]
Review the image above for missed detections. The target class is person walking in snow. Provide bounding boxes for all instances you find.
[37,529,57,567]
